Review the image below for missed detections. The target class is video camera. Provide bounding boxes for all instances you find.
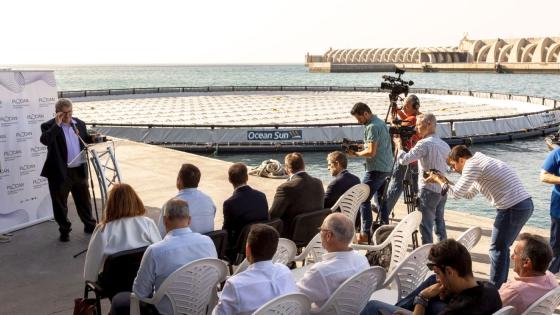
[389,125,417,140]
[422,169,449,196]
[380,68,414,102]
[341,138,361,153]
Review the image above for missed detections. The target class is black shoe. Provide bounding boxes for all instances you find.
[59,233,70,242]
[84,225,96,234]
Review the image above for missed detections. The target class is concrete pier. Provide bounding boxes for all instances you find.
[0,139,556,314]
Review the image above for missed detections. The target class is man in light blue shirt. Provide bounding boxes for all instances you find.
[111,198,217,315]
[157,163,216,237]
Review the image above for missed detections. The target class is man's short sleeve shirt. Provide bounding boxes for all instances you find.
[542,148,560,218]
[363,115,393,172]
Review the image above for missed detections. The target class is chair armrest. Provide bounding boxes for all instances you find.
[130,293,141,315]
[350,243,385,251]
[85,280,103,294]
[294,246,313,262]
[372,224,395,245]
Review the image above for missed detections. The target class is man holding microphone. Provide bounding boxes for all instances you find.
[40,98,97,242]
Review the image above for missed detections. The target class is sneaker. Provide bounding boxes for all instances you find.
[59,233,70,242]
[84,225,96,234]
[356,233,370,244]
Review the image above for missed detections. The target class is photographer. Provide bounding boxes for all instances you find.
[395,113,450,245]
[427,145,533,289]
[378,94,422,224]
[348,102,393,243]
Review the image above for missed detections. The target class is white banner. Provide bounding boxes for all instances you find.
[0,70,57,234]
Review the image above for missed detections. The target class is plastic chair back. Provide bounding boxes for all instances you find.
[386,243,433,301]
[96,246,148,299]
[492,306,516,315]
[331,184,370,225]
[290,208,332,247]
[204,229,228,260]
[457,226,482,251]
[294,233,327,265]
[310,266,386,315]
[252,293,311,315]
[521,286,560,315]
[387,211,422,273]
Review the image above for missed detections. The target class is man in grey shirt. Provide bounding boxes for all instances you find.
[396,113,450,244]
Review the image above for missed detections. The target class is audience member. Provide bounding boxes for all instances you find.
[499,233,558,315]
[297,213,369,309]
[83,183,161,282]
[428,145,533,288]
[157,163,216,237]
[269,153,325,237]
[111,198,217,315]
[540,145,560,273]
[213,224,297,315]
[222,163,269,261]
[397,113,450,244]
[362,239,502,315]
[348,102,393,243]
[324,151,360,209]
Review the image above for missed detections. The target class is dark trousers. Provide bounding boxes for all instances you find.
[111,292,160,315]
[48,167,96,234]
[550,216,560,273]
[360,170,391,234]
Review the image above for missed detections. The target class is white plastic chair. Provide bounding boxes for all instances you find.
[383,243,433,302]
[310,266,386,315]
[252,293,311,315]
[234,238,297,275]
[331,183,370,224]
[492,306,516,315]
[456,226,482,251]
[520,286,560,315]
[352,211,422,274]
[130,258,228,315]
[293,233,327,265]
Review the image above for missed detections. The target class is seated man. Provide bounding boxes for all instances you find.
[269,152,325,237]
[111,198,217,315]
[362,239,502,315]
[297,213,369,309]
[324,151,360,209]
[213,224,297,314]
[222,162,269,261]
[157,163,216,237]
[499,233,558,315]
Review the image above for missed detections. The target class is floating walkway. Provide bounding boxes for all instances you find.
[63,86,560,152]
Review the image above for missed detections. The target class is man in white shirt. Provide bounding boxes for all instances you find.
[157,163,216,237]
[213,224,297,315]
[111,198,217,315]
[297,213,369,309]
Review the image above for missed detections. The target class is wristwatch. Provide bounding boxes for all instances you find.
[413,294,429,307]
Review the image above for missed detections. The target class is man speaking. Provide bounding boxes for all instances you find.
[40,98,97,242]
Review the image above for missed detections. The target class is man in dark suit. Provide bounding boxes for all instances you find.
[40,98,97,242]
[269,153,325,238]
[324,151,361,209]
[222,163,269,261]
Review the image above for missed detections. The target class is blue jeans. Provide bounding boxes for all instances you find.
[490,198,533,288]
[418,188,447,244]
[549,216,560,273]
[379,164,418,224]
[360,170,391,234]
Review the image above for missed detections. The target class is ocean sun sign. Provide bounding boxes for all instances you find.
[247,130,303,141]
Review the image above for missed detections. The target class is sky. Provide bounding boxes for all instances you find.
[3,0,559,65]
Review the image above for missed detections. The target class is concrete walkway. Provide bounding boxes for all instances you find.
[0,139,554,315]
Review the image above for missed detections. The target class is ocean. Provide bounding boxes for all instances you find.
[16,64,560,228]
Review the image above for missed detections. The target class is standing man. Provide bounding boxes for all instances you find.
[348,102,393,243]
[40,98,97,242]
[540,144,560,273]
[324,151,360,209]
[396,113,450,244]
[428,145,533,288]
[378,94,422,224]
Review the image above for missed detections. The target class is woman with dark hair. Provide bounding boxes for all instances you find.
[83,183,161,282]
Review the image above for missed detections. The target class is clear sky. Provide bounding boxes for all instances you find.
[3,0,559,65]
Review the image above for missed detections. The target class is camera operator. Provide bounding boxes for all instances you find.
[426,145,533,289]
[348,102,394,243]
[378,94,422,224]
[395,113,450,245]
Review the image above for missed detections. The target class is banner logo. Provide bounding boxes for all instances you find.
[6,182,24,195]
[247,130,303,141]
[4,149,23,162]
[32,177,48,189]
[38,96,56,107]
[19,164,37,176]
[0,134,6,143]
[30,146,47,157]
[0,115,18,127]
[26,113,45,124]
[16,131,33,143]
[0,168,10,180]
[11,98,30,109]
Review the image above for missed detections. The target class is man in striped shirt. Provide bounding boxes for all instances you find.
[396,113,451,244]
[428,145,533,289]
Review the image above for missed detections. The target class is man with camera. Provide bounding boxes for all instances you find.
[426,145,533,289]
[378,94,422,224]
[348,102,393,243]
[395,113,450,244]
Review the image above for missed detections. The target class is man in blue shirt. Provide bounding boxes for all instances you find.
[111,198,217,315]
[540,146,560,273]
[348,102,393,243]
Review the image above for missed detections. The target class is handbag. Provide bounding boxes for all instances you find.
[73,298,97,315]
